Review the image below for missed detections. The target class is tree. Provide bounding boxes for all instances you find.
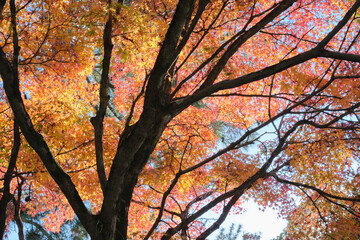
[1,0,360,239]
[216,223,261,240]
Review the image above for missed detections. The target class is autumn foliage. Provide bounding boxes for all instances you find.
[1,0,360,239]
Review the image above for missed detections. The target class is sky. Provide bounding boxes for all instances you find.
[207,200,287,240]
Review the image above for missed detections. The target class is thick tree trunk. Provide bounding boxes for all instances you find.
[114,178,134,240]
[95,110,171,240]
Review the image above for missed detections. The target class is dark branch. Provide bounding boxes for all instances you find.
[273,175,360,202]
[0,6,97,238]
[171,0,360,113]
[90,13,114,194]
[0,120,20,239]
[197,0,297,90]
[144,0,196,106]
[320,50,360,62]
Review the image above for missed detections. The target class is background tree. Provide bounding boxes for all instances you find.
[1,0,360,239]
[215,223,261,240]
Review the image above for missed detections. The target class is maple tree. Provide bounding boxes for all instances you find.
[1,0,360,239]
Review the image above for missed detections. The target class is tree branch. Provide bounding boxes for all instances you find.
[195,193,241,240]
[273,175,360,202]
[144,137,193,240]
[144,0,196,106]
[316,0,360,49]
[90,13,113,194]
[175,0,210,56]
[171,0,360,113]
[0,6,97,238]
[197,0,297,91]
[13,180,25,240]
[320,50,360,62]
[0,120,20,239]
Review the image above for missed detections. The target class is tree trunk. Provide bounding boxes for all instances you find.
[96,109,171,240]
